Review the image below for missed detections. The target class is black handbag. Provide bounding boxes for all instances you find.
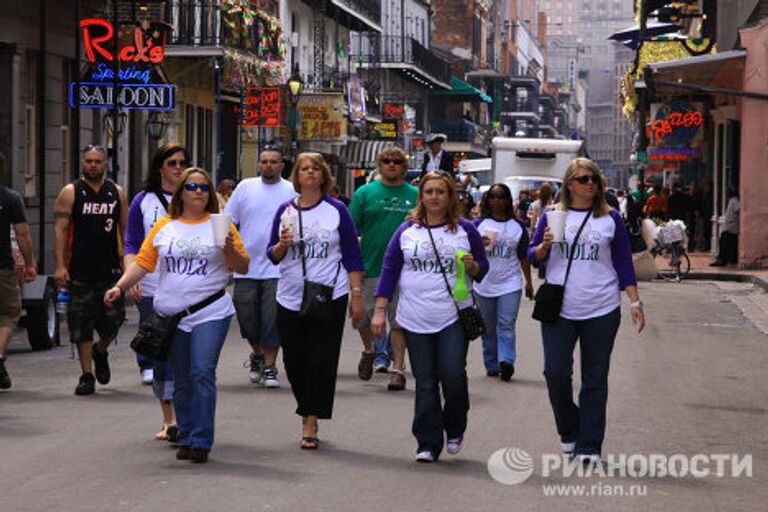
[297,203,341,320]
[130,289,225,360]
[532,212,591,324]
[426,226,486,341]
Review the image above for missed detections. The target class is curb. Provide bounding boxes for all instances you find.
[685,272,768,293]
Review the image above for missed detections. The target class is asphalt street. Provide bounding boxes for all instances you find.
[2,279,767,512]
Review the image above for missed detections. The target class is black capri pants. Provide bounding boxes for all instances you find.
[277,295,348,419]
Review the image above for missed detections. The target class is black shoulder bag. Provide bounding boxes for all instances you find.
[297,202,341,320]
[426,226,486,341]
[130,289,225,360]
[531,211,591,324]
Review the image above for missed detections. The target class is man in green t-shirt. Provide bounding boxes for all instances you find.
[349,147,417,391]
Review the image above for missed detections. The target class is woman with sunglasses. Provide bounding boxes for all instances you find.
[529,157,645,464]
[371,171,488,463]
[267,152,365,450]
[473,184,533,381]
[106,168,249,463]
[123,143,189,442]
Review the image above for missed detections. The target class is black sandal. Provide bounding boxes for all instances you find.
[300,436,319,450]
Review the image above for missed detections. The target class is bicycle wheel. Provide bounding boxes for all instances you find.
[653,247,681,281]
[676,251,691,280]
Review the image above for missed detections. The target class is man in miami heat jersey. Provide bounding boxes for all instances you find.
[54,145,128,396]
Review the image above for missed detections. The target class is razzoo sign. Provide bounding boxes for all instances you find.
[69,18,175,110]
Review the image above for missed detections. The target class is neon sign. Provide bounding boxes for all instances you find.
[70,18,174,111]
[80,18,167,64]
[648,100,703,147]
[234,88,282,127]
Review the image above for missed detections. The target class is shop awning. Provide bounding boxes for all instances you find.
[431,76,492,103]
[337,140,397,168]
[646,50,768,101]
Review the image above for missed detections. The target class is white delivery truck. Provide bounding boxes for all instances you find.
[491,137,583,200]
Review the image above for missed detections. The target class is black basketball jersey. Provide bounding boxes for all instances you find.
[68,179,122,280]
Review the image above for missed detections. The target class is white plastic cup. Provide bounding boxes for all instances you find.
[547,210,568,243]
[210,213,232,247]
[483,228,499,250]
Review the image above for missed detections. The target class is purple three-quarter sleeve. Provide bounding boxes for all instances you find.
[515,218,530,261]
[266,200,290,264]
[460,218,489,282]
[609,209,637,289]
[473,217,484,228]
[330,197,364,272]
[527,211,549,266]
[124,191,148,255]
[375,221,411,300]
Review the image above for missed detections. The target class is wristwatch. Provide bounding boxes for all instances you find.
[630,300,643,310]
[351,286,363,294]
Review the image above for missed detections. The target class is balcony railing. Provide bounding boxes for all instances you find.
[351,35,451,85]
[430,118,490,146]
[168,1,221,46]
[331,0,381,27]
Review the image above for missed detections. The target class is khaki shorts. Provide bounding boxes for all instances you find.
[356,276,401,331]
[0,269,21,328]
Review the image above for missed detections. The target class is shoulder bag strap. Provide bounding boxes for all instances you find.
[153,190,169,210]
[177,289,226,318]
[297,199,308,281]
[562,211,592,287]
[425,225,465,316]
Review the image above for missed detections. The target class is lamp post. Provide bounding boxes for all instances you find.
[286,69,304,161]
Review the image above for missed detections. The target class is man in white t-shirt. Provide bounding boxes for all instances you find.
[225,149,296,387]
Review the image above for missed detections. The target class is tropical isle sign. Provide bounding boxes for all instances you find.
[69,18,175,110]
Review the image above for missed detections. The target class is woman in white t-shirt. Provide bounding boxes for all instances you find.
[473,183,533,382]
[105,168,249,464]
[267,153,365,450]
[528,182,554,232]
[529,158,645,464]
[372,171,489,463]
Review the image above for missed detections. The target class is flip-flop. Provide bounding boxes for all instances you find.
[300,436,319,450]
[155,427,170,441]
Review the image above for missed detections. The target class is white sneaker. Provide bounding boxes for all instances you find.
[561,442,576,454]
[577,454,601,465]
[263,365,280,388]
[141,369,154,385]
[416,450,435,463]
[446,436,464,455]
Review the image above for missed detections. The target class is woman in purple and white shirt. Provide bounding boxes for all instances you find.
[529,157,646,464]
[124,142,189,442]
[474,183,533,382]
[372,172,488,463]
[267,153,365,450]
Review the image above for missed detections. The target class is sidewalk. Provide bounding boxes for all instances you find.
[686,251,768,292]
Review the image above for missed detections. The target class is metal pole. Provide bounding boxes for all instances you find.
[37,0,46,273]
[111,0,120,182]
[635,0,649,186]
[215,56,222,183]
[74,0,81,181]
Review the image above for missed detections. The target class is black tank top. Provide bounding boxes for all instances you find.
[68,179,122,281]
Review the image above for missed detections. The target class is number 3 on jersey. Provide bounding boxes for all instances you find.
[105,218,114,232]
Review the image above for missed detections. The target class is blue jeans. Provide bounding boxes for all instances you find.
[136,297,174,401]
[404,321,469,458]
[170,316,232,450]
[373,331,392,368]
[476,290,522,371]
[541,308,620,456]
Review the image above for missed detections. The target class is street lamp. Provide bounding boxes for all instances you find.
[145,111,169,139]
[286,69,304,158]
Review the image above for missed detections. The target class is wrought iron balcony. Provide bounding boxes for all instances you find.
[351,34,451,87]
[430,118,490,146]
[167,1,221,47]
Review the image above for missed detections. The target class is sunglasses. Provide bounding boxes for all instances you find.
[83,144,107,153]
[487,193,507,200]
[572,175,601,185]
[260,159,281,164]
[381,158,403,165]
[184,183,211,192]
[166,159,190,168]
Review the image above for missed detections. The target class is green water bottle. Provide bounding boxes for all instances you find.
[454,250,469,301]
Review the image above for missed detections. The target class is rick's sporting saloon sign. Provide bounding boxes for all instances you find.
[69,18,175,110]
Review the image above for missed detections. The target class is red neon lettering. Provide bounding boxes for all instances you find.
[81,18,114,62]
[80,18,166,64]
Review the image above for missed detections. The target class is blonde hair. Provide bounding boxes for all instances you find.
[168,167,220,218]
[290,152,335,194]
[557,157,611,217]
[406,172,462,231]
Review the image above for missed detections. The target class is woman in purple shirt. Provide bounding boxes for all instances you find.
[529,158,646,464]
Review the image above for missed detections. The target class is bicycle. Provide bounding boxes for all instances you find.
[649,222,690,282]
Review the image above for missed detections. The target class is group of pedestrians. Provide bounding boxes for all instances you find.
[3,143,647,467]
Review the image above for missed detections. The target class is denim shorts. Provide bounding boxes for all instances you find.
[232,278,280,348]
